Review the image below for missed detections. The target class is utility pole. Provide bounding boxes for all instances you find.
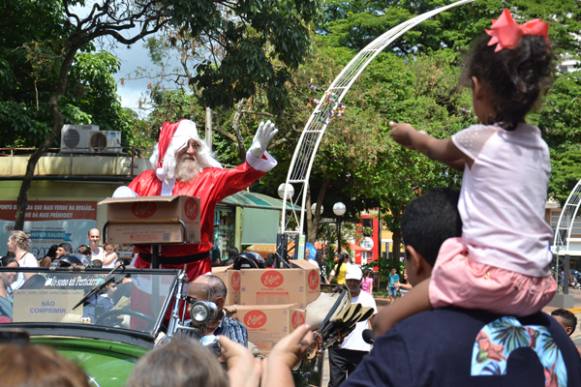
[205,107,213,151]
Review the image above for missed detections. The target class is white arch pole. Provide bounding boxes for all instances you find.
[552,178,581,285]
[280,0,476,236]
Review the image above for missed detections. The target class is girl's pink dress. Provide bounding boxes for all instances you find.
[361,277,374,294]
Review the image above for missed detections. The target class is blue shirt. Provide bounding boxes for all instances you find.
[214,315,248,347]
[185,315,249,347]
[343,308,581,387]
[388,273,400,288]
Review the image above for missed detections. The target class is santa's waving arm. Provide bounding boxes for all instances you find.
[209,120,278,202]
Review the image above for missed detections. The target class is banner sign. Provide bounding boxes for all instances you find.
[0,200,97,258]
[0,201,96,221]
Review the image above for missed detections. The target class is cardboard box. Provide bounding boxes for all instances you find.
[212,266,240,305]
[98,196,200,244]
[239,260,320,307]
[232,304,305,352]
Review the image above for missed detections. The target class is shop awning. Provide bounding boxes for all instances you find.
[220,191,301,211]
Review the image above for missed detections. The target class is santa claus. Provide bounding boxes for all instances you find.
[113,119,277,282]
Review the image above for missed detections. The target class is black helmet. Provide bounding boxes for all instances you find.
[233,252,265,270]
[58,254,84,268]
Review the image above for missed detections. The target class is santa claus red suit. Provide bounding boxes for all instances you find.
[114,119,277,282]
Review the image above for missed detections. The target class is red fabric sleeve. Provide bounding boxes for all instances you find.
[208,162,266,203]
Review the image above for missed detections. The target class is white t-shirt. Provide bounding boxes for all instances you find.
[102,252,118,269]
[340,289,377,352]
[91,247,105,262]
[12,252,38,290]
[452,124,553,277]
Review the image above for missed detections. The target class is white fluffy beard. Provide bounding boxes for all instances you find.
[175,157,202,181]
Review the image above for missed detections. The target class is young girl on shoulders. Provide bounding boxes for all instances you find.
[375,9,556,333]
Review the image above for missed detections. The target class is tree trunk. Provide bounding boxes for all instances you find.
[13,145,47,230]
[311,180,329,242]
[14,44,76,230]
[231,99,246,161]
[391,230,402,262]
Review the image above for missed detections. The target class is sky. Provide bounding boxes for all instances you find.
[100,39,159,115]
[72,4,181,117]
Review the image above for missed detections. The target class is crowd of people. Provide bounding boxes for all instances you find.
[2,227,120,274]
[1,8,581,386]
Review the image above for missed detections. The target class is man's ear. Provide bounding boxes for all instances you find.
[214,296,225,310]
[406,246,430,278]
[472,76,484,99]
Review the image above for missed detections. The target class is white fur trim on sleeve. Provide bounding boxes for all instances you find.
[246,150,278,172]
[112,186,138,198]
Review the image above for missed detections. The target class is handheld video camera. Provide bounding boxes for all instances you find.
[166,274,222,357]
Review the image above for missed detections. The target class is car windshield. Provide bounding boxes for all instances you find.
[0,268,178,337]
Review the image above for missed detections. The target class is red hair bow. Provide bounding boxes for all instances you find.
[486,9,549,52]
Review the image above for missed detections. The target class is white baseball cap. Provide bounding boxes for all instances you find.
[345,264,363,281]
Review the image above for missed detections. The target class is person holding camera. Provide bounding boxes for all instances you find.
[186,273,248,347]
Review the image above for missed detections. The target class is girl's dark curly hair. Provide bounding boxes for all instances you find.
[462,34,554,130]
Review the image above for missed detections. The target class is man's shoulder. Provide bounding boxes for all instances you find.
[393,308,554,335]
[222,315,247,331]
[354,289,376,306]
[354,309,581,387]
[130,169,158,185]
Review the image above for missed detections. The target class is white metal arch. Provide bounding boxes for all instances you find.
[280,0,476,239]
[553,178,581,256]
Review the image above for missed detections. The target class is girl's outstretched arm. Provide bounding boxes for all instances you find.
[372,278,431,335]
[389,122,471,170]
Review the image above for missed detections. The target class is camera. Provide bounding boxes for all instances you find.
[172,298,222,356]
[189,300,220,327]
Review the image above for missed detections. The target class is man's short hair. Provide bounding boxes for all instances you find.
[206,274,227,299]
[551,308,577,335]
[127,337,228,387]
[401,188,462,267]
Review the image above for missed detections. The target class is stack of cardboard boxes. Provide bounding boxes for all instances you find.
[213,260,320,352]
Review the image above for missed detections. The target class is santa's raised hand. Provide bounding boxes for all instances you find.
[249,120,278,158]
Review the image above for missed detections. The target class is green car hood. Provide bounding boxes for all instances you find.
[32,336,149,387]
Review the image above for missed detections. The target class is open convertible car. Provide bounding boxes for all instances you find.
[0,267,181,386]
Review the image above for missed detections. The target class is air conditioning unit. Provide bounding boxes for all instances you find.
[89,130,122,153]
[60,124,100,153]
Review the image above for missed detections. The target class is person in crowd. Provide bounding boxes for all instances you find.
[7,231,38,290]
[55,242,73,259]
[39,244,58,267]
[0,256,18,320]
[112,119,277,286]
[261,324,314,387]
[328,264,377,387]
[76,244,92,266]
[328,252,350,286]
[0,344,90,387]
[95,280,117,316]
[87,228,105,263]
[377,9,557,334]
[551,308,577,337]
[102,243,119,269]
[360,268,374,294]
[185,273,248,346]
[398,268,413,297]
[348,189,581,386]
[315,250,329,284]
[128,334,263,387]
[386,267,400,300]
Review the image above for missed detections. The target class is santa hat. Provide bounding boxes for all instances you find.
[149,119,222,182]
